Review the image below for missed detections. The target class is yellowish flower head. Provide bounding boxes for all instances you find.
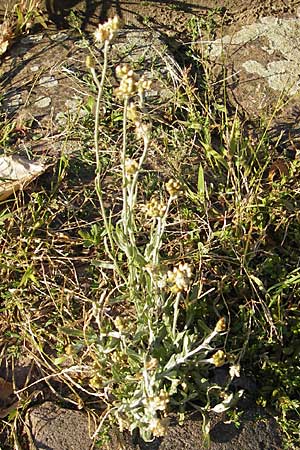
[127,102,138,122]
[114,315,125,331]
[165,178,183,198]
[229,364,241,378]
[145,358,159,371]
[143,390,170,412]
[125,158,139,176]
[94,16,121,44]
[115,65,151,99]
[135,121,151,140]
[167,262,192,293]
[212,350,226,367]
[148,417,169,437]
[214,317,227,333]
[145,197,166,218]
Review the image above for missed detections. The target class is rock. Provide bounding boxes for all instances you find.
[1,27,180,158]
[110,28,181,101]
[27,402,95,450]
[205,14,300,153]
[26,402,283,450]
[207,16,300,119]
[131,408,283,450]
[93,407,284,450]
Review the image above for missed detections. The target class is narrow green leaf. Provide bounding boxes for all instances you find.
[197,163,205,199]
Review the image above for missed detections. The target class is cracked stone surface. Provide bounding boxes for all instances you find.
[207,16,300,118]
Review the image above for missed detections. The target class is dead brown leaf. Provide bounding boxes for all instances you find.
[0,155,45,201]
[0,376,19,418]
[268,158,289,183]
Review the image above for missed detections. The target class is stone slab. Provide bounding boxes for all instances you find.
[207,16,300,118]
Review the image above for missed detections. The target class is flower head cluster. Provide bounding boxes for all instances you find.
[148,417,169,437]
[229,364,240,378]
[127,103,152,140]
[145,358,159,371]
[125,158,139,176]
[214,317,226,333]
[114,315,125,331]
[135,121,152,141]
[127,102,138,122]
[165,178,183,199]
[143,390,169,412]
[211,350,226,367]
[144,197,166,218]
[115,64,152,99]
[144,263,169,289]
[94,16,121,44]
[167,262,192,293]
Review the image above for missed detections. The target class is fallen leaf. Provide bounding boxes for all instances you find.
[268,158,289,183]
[0,155,45,201]
[0,376,13,400]
[0,376,19,418]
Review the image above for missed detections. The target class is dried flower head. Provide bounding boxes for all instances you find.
[145,197,166,218]
[85,55,95,69]
[165,179,183,198]
[65,344,73,356]
[148,417,169,437]
[127,102,138,122]
[125,158,139,176]
[211,350,226,367]
[94,16,121,44]
[110,15,121,31]
[215,317,226,333]
[167,262,192,293]
[144,390,170,411]
[135,121,152,140]
[145,264,168,289]
[138,75,152,93]
[116,413,131,433]
[145,358,159,371]
[115,63,131,78]
[229,364,241,378]
[115,65,138,97]
[115,65,151,99]
[114,315,125,331]
[94,25,110,43]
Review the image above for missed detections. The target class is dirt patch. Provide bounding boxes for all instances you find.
[41,1,300,37]
[3,1,299,38]
[26,401,96,450]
